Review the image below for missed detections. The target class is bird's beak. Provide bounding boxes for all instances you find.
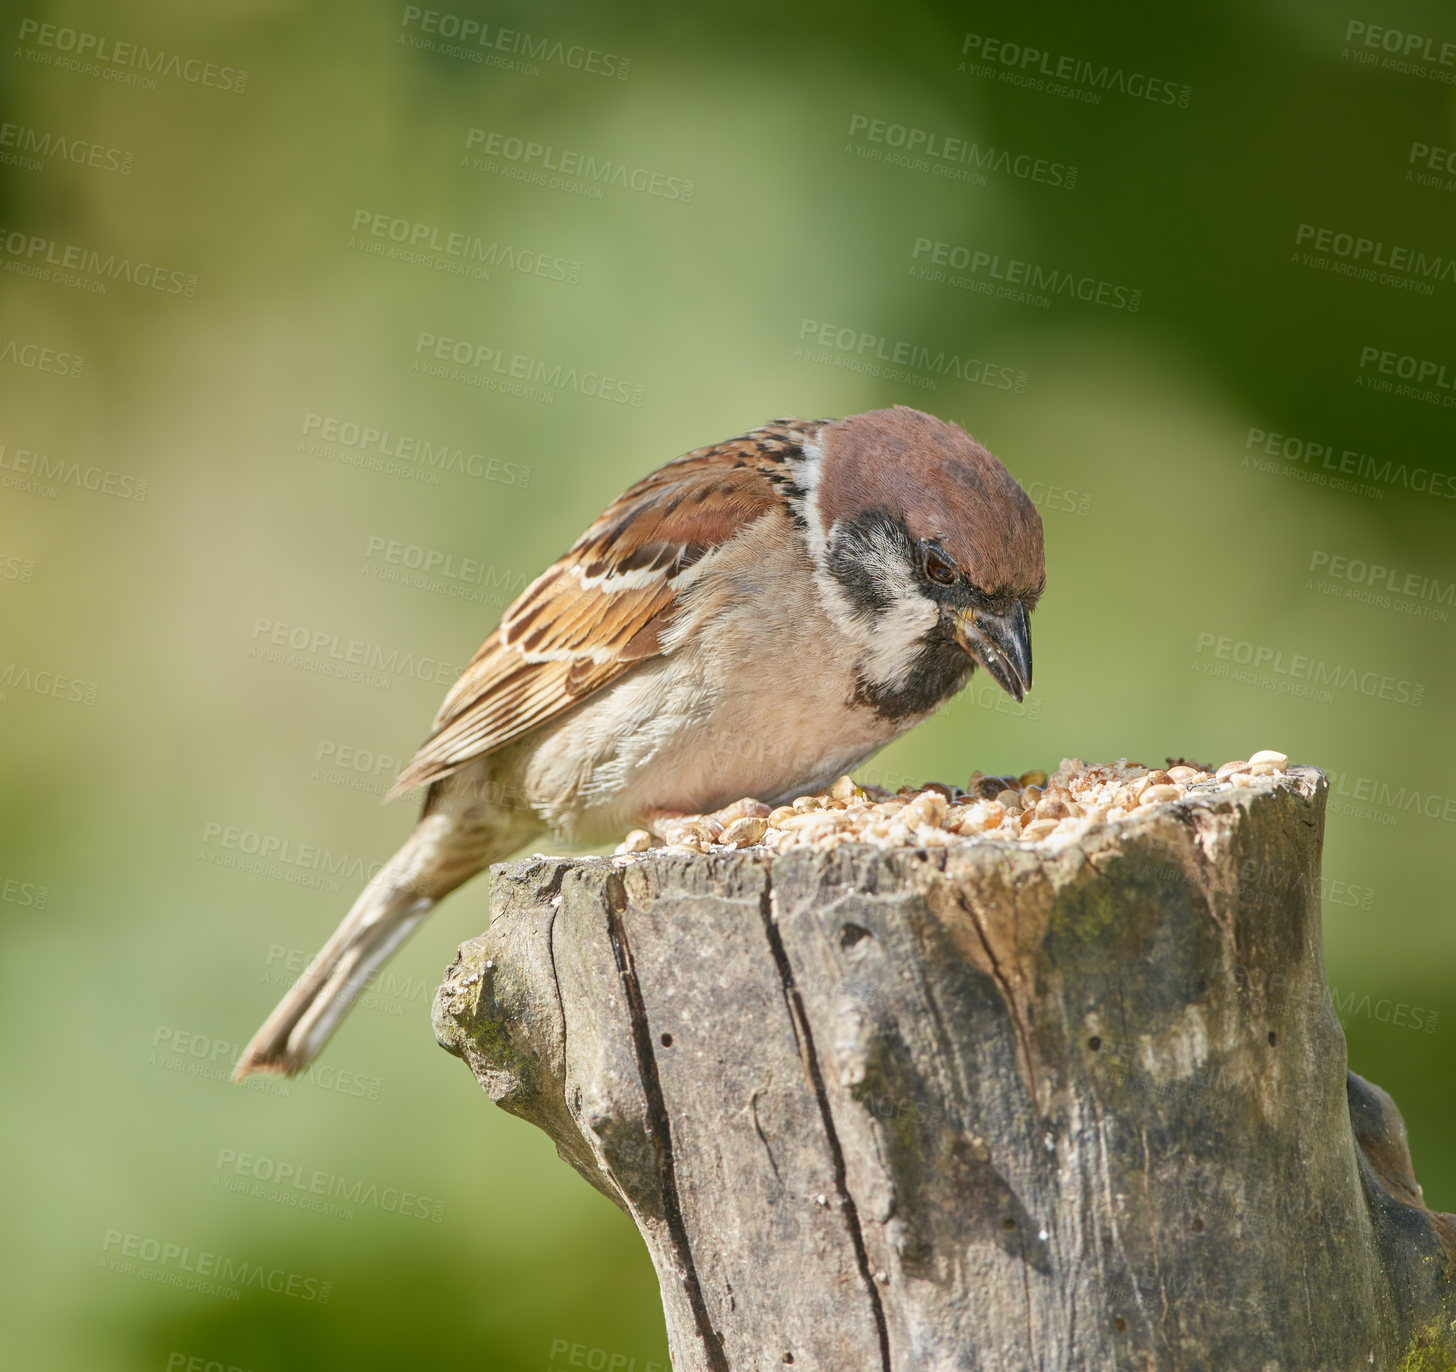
[954,602,1033,702]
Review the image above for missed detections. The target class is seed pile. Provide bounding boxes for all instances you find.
[613,752,1292,857]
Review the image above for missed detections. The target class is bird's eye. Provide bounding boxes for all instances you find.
[923,544,957,586]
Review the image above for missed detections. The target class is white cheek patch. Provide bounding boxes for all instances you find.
[858,520,924,612]
[818,516,939,692]
[791,431,939,692]
[854,528,939,689]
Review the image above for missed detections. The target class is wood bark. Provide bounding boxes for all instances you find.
[432,766,1456,1371]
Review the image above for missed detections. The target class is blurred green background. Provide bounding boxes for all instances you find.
[3,1,1454,1367]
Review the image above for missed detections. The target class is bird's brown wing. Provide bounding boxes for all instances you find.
[388,421,817,797]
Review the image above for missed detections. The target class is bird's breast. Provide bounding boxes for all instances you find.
[516,528,928,842]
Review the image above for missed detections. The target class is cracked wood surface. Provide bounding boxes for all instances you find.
[433,766,1456,1371]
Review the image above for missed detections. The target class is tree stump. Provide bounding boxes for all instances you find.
[432,766,1456,1371]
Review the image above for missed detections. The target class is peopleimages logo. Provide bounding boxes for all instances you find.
[910,236,1141,311]
[411,330,647,406]
[0,228,196,295]
[2,875,49,908]
[1329,987,1439,1033]
[248,615,466,687]
[795,318,1028,393]
[0,120,134,173]
[1357,345,1456,389]
[1408,141,1456,176]
[348,209,581,285]
[149,1024,384,1100]
[1192,630,1425,707]
[15,19,248,91]
[100,1230,331,1302]
[845,114,1076,188]
[399,7,631,78]
[362,535,528,608]
[199,819,363,892]
[1295,223,1456,279]
[1243,426,1456,500]
[1323,770,1456,826]
[1293,223,1453,294]
[213,1146,445,1222]
[0,660,98,706]
[1342,19,1456,81]
[463,129,693,202]
[300,412,532,486]
[1308,550,1455,619]
[959,32,1192,107]
[0,438,149,502]
[1355,344,1456,409]
[0,335,84,378]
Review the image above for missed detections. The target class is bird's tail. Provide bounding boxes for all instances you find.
[233,784,537,1080]
[233,871,434,1080]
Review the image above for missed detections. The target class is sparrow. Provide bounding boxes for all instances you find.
[235,405,1045,1078]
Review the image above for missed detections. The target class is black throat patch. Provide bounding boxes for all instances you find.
[854,621,974,721]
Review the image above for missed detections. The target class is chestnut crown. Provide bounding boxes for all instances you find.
[815,406,1045,606]
[808,406,1046,713]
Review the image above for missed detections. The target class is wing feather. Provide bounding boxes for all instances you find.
[389,422,815,798]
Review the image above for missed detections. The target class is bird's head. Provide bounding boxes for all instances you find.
[802,406,1046,717]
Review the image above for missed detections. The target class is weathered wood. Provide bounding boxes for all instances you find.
[433,766,1456,1371]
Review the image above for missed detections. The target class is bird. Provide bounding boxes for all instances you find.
[234,405,1045,1079]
